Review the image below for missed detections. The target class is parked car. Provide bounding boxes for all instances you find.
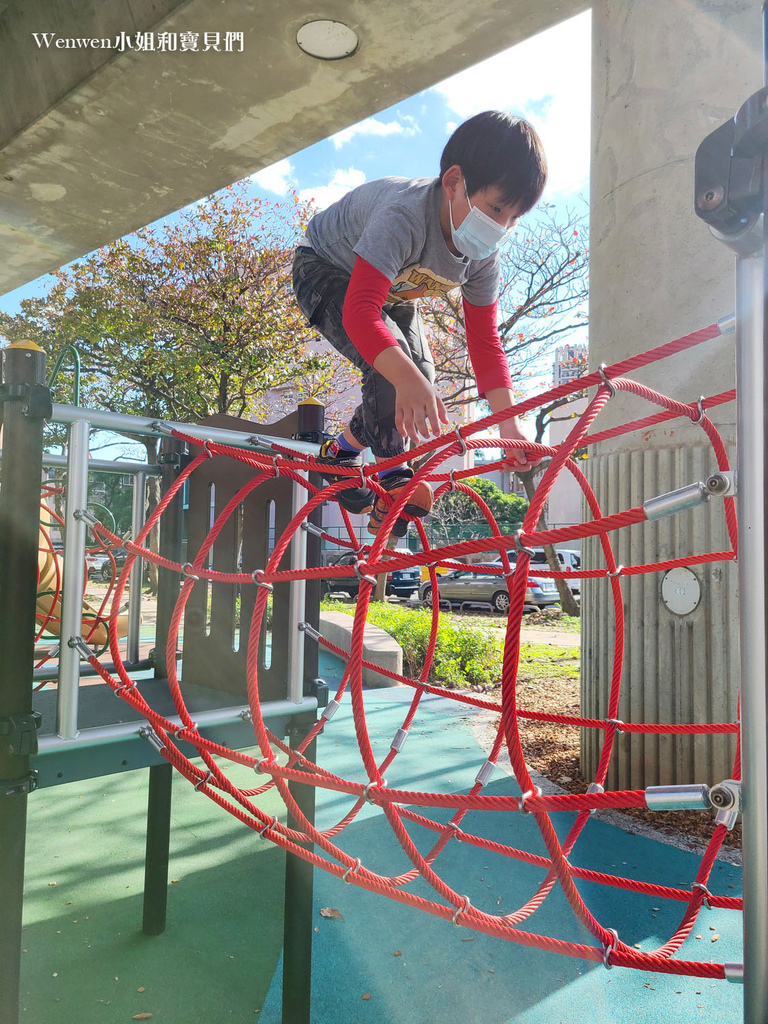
[418,560,560,613]
[89,548,129,580]
[527,548,581,598]
[322,550,421,600]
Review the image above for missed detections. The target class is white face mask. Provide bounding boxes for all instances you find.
[449,180,516,261]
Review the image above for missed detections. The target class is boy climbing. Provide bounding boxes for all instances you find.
[292,110,547,537]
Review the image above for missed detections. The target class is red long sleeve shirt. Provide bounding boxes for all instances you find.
[341,256,513,397]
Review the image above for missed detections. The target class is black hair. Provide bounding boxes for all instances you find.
[439,110,547,214]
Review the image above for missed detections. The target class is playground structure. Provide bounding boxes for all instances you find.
[0,307,753,1024]
[5,21,768,1024]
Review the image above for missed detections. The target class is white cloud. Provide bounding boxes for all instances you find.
[299,168,367,210]
[249,158,295,196]
[431,10,591,199]
[331,116,420,150]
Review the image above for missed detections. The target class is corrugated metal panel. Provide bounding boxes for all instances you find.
[581,442,738,790]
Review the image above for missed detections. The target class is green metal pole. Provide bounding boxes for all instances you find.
[0,342,49,1024]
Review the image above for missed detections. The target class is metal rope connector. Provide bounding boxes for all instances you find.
[300,521,325,538]
[151,420,175,436]
[257,815,279,838]
[390,728,408,752]
[67,635,94,660]
[452,895,471,925]
[362,778,387,803]
[602,928,619,969]
[298,621,321,643]
[691,882,713,908]
[73,507,100,527]
[475,760,495,787]
[194,770,214,792]
[252,569,273,592]
[723,962,744,983]
[692,395,706,424]
[353,559,377,587]
[321,699,340,722]
[519,786,542,814]
[342,858,362,882]
[597,364,616,397]
[709,778,741,812]
[586,781,604,814]
[139,726,166,754]
[705,471,736,497]
[454,430,468,456]
[512,530,535,558]
[182,562,200,580]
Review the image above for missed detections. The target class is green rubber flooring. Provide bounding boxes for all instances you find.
[19,669,744,1024]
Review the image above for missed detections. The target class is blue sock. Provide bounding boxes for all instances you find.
[327,433,363,457]
[335,432,361,453]
[379,463,408,480]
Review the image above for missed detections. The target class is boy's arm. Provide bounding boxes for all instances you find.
[343,256,448,443]
[463,297,541,472]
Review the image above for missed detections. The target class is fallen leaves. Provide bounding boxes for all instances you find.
[319,907,344,921]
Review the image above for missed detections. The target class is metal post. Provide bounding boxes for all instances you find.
[0,341,49,1024]
[282,399,323,1024]
[142,762,173,936]
[734,250,768,1024]
[282,721,317,1024]
[287,473,308,703]
[126,471,146,664]
[57,417,90,740]
[142,438,184,935]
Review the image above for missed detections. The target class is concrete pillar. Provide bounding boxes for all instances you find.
[583,2,761,789]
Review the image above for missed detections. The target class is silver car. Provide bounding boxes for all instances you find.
[419,561,560,614]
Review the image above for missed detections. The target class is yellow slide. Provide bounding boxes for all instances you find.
[37,532,129,648]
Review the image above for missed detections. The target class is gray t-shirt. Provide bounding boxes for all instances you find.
[304,176,499,306]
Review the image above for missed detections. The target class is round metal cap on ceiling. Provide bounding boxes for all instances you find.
[296,20,359,60]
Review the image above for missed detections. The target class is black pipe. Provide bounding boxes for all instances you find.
[281,399,324,1024]
[0,343,49,1024]
[141,436,185,935]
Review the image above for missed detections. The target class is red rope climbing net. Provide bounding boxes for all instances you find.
[77,320,741,978]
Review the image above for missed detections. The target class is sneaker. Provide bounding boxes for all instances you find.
[316,439,374,514]
[368,468,433,538]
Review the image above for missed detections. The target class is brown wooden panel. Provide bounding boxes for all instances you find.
[182,412,300,702]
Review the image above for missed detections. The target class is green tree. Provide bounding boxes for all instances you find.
[0,184,350,589]
[427,476,529,548]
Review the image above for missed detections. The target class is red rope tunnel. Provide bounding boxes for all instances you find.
[65,320,742,979]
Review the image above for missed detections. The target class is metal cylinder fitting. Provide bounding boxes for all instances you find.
[705,472,735,496]
[643,482,710,521]
[724,962,744,983]
[645,784,712,810]
[710,778,741,811]
[715,807,740,831]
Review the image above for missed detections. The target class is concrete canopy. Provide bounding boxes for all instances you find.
[0,0,586,297]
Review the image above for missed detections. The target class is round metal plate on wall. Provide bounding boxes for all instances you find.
[660,566,701,616]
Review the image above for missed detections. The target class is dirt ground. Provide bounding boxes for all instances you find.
[475,613,741,853]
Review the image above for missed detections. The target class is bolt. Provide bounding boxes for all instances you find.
[697,185,725,212]
[705,473,729,495]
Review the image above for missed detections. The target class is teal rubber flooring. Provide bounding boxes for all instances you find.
[20,668,743,1024]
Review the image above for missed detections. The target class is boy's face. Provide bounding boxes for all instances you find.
[440,164,523,255]
[458,183,523,232]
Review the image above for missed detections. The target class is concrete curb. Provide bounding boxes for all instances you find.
[319,609,403,688]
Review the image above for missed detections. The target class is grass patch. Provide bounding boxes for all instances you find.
[321,600,578,691]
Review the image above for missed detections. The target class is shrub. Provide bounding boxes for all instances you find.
[322,600,502,689]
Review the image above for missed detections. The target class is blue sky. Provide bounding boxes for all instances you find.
[0,9,591,315]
